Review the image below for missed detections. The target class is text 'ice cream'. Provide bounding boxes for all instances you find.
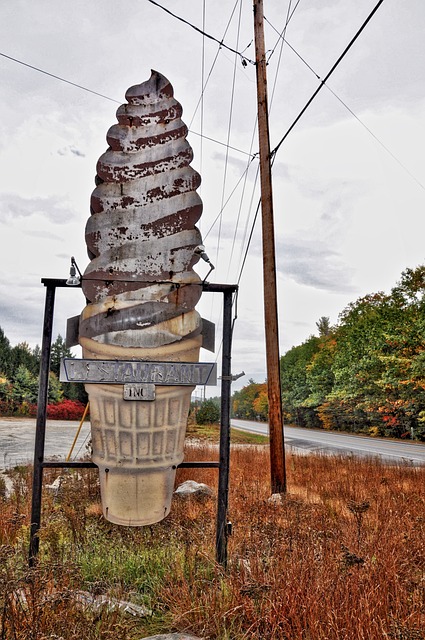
[79,70,205,525]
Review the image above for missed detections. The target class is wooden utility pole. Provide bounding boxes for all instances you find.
[253,0,286,493]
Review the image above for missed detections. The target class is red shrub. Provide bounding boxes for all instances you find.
[46,400,88,420]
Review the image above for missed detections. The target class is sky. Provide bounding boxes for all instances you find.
[0,0,424,397]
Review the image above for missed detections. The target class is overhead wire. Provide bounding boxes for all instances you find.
[232,0,303,287]
[225,0,297,283]
[226,134,259,281]
[207,0,245,363]
[235,0,302,287]
[0,49,254,161]
[266,0,301,64]
[188,0,240,132]
[199,0,206,200]
[185,0,256,299]
[147,0,256,66]
[235,163,261,285]
[265,15,425,192]
[215,0,244,271]
[235,0,388,287]
[203,157,257,242]
[271,0,386,157]
[166,0,248,370]
[0,51,121,103]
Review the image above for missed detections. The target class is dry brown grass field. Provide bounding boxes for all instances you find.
[0,437,424,639]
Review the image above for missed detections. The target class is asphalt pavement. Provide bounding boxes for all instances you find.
[231,419,425,465]
[1,417,424,471]
[0,417,91,470]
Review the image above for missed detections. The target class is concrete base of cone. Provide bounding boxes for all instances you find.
[80,334,201,527]
[98,464,177,526]
[87,381,191,526]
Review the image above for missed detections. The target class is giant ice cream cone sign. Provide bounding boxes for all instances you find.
[76,70,211,526]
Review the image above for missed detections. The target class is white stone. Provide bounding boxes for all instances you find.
[174,480,213,497]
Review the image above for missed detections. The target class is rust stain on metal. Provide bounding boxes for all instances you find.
[81,69,203,347]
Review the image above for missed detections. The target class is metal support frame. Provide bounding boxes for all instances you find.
[29,278,237,568]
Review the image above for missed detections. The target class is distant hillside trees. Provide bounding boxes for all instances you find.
[279,265,425,440]
[231,265,424,440]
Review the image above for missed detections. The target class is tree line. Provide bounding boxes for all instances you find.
[0,330,87,417]
[2,264,424,436]
[232,265,425,441]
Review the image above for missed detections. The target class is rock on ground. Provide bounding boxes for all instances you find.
[174,479,213,498]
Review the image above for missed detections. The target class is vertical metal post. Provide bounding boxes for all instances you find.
[216,287,233,567]
[29,281,56,565]
[253,0,286,493]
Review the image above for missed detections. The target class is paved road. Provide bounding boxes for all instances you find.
[231,419,425,465]
[0,418,91,470]
[1,418,424,470]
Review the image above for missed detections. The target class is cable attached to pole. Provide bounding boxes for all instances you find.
[271,0,386,158]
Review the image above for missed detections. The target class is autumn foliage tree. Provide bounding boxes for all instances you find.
[232,380,268,421]
[279,265,425,440]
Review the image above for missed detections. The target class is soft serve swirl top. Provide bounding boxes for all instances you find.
[80,71,203,349]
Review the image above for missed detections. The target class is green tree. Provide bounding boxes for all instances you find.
[48,372,64,404]
[50,334,88,403]
[304,335,337,420]
[253,383,268,421]
[280,337,321,428]
[50,334,72,377]
[277,265,425,438]
[316,316,332,337]
[32,344,41,374]
[196,398,220,425]
[0,327,11,376]
[9,342,38,378]
[328,266,425,436]
[0,377,13,401]
[11,365,39,404]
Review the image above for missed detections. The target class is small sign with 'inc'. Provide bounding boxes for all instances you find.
[123,383,155,401]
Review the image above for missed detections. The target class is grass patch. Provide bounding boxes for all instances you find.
[230,427,268,444]
[187,419,269,444]
[1,445,424,638]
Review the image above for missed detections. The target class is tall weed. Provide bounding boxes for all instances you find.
[0,445,424,638]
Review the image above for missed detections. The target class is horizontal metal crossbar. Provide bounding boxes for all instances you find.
[41,460,220,469]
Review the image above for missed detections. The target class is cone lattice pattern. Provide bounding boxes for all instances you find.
[89,385,191,468]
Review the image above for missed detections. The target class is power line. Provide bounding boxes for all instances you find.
[265,9,425,191]
[215,0,244,270]
[0,51,122,104]
[271,0,386,157]
[235,0,388,288]
[189,129,255,157]
[147,0,255,66]
[266,0,302,64]
[0,49,255,160]
[321,83,425,192]
[231,1,300,284]
[188,0,240,132]
[237,198,261,287]
[226,134,259,281]
[198,0,206,192]
[203,156,257,242]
